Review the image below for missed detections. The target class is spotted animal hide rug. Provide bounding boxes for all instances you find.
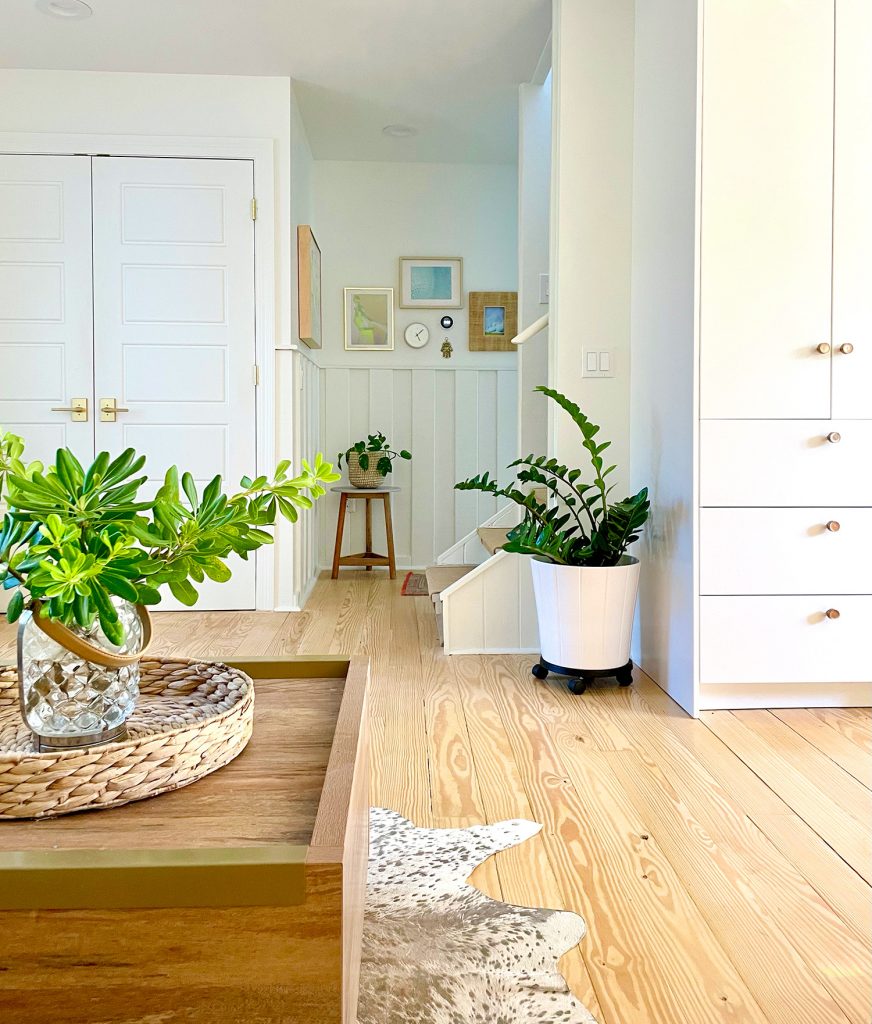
[358,808,598,1023]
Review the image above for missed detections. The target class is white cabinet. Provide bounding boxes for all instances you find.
[700,597,871,685]
[699,0,834,420]
[699,508,872,595]
[832,0,872,418]
[631,0,872,712]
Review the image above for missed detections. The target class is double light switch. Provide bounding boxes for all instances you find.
[582,350,615,378]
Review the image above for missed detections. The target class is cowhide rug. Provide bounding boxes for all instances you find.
[358,808,598,1024]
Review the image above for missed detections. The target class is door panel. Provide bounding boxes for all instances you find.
[700,0,835,418]
[832,0,872,417]
[0,155,94,464]
[91,157,258,610]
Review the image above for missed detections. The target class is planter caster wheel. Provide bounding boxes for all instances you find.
[568,678,588,696]
[531,662,549,680]
[616,660,634,687]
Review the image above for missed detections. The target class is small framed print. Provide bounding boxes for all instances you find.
[399,257,463,309]
[344,287,394,351]
[468,291,518,352]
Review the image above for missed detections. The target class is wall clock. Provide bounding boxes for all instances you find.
[404,322,430,348]
[440,315,454,329]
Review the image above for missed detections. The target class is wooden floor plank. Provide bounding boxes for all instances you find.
[704,710,872,884]
[772,708,872,790]
[808,707,872,754]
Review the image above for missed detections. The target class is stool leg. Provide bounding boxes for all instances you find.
[383,493,396,580]
[331,493,349,579]
[365,497,373,571]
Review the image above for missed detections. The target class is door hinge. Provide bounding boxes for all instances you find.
[251,197,258,221]
[253,364,261,386]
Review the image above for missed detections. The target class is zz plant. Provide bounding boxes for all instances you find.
[337,432,411,477]
[0,432,339,644]
[455,387,649,567]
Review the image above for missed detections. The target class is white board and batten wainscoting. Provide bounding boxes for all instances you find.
[631,0,872,713]
[0,146,270,610]
[319,367,517,571]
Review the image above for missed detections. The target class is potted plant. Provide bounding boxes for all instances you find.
[0,432,339,749]
[337,432,411,489]
[455,387,650,694]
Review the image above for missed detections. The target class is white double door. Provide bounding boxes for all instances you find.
[0,154,258,609]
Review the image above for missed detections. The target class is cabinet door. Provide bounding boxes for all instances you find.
[700,0,835,419]
[832,0,872,417]
[91,156,258,610]
[0,155,94,464]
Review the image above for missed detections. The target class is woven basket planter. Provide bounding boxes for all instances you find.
[0,657,254,819]
[346,450,390,489]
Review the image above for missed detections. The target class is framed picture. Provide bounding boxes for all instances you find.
[344,287,394,351]
[399,257,463,308]
[297,225,322,350]
[468,291,518,352]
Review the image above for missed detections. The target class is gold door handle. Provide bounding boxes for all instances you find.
[825,520,841,532]
[51,398,88,422]
[838,342,854,355]
[99,398,130,423]
[816,342,831,354]
[826,431,841,444]
[825,608,841,620]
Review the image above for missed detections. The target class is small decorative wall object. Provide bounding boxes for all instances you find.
[344,287,395,351]
[468,291,518,352]
[399,257,463,309]
[404,322,430,349]
[441,339,453,359]
[297,225,322,350]
[440,315,454,329]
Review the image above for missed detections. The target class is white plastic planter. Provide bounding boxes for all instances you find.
[529,556,641,671]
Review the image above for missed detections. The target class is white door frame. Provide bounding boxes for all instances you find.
[0,132,277,610]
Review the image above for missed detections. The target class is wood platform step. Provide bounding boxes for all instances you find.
[477,527,511,555]
[425,564,476,645]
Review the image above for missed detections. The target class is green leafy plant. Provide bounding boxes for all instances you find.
[336,432,411,477]
[455,387,649,567]
[0,433,339,644]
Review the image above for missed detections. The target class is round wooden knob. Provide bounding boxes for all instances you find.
[839,342,854,355]
[826,431,841,443]
[825,608,840,620]
[816,342,831,354]
[825,520,841,532]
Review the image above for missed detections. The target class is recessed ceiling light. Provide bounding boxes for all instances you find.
[36,0,93,19]
[382,124,418,138]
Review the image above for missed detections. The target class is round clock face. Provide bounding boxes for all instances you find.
[404,322,430,348]
[440,315,454,329]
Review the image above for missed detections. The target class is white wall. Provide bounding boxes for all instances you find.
[549,1,635,494]
[313,160,519,567]
[629,0,700,712]
[518,75,552,457]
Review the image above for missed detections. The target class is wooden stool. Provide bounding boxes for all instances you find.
[330,485,398,579]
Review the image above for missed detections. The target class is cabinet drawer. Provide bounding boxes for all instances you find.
[700,596,871,684]
[699,508,872,594]
[699,420,872,506]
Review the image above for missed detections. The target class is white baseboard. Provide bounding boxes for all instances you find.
[699,681,872,709]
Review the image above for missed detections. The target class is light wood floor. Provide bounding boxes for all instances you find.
[2,572,870,1024]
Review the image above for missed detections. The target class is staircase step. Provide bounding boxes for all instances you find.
[425,564,476,599]
[477,527,511,555]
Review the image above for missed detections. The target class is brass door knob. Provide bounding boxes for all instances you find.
[826,431,841,443]
[825,520,841,532]
[816,342,831,354]
[839,342,854,354]
[825,608,841,620]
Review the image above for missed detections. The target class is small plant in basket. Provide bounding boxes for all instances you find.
[337,432,411,488]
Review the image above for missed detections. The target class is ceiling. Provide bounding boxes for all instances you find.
[0,0,551,163]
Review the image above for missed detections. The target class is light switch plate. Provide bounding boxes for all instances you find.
[539,273,549,305]
[582,349,615,378]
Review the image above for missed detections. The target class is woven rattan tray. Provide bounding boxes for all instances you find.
[0,657,254,820]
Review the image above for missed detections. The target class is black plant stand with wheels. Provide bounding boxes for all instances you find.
[531,657,634,695]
